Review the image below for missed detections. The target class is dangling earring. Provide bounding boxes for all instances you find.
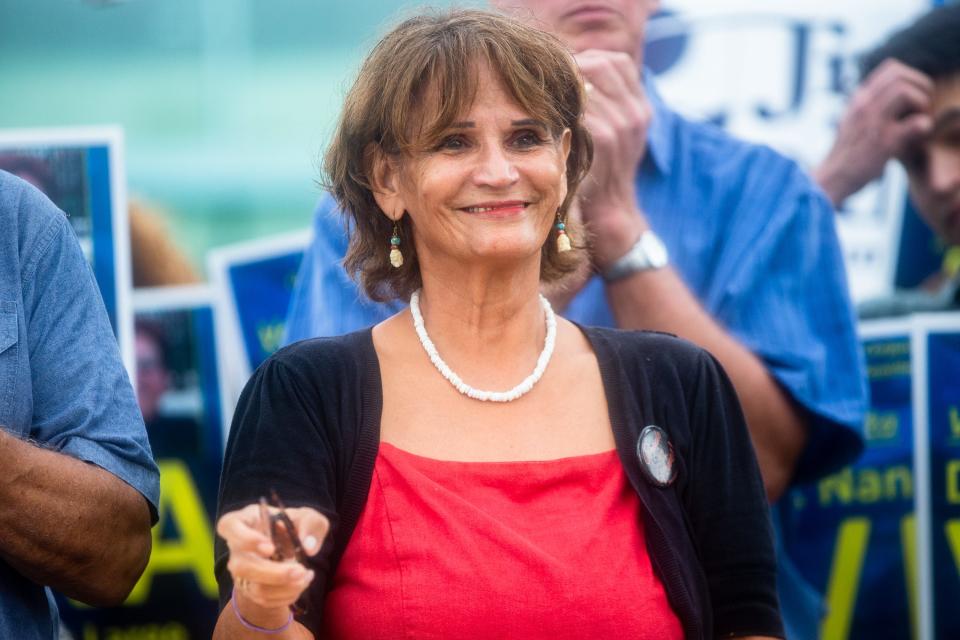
[555,210,571,253]
[389,220,404,268]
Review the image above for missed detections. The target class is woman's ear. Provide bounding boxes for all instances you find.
[367,143,405,222]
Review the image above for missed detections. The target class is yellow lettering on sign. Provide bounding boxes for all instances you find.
[856,469,882,503]
[821,518,870,640]
[865,411,899,441]
[950,406,960,440]
[947,460,960,505]
[125,460,218,604]
[819,468,853,506]
[946,518,960,577]
[256,321,284,355]
[817,465,912,506]
[885,466,912,502]
[901,515,917,640]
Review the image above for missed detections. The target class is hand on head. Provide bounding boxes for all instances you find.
[217,503,328,613]
[816,58,935,207]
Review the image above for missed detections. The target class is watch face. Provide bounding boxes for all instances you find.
[641,232,668,268]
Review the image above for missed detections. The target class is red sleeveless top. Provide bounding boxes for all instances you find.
[322,442,683,639]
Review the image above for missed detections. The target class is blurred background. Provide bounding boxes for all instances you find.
[2,1,957,639]
[0,0,474,270]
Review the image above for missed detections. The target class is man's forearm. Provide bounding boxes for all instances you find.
[605,268,808,501]
[0,429,152,606]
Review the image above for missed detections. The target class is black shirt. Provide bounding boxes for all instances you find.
[216,326,784,639]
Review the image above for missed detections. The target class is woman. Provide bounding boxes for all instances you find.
[214,9,783,640]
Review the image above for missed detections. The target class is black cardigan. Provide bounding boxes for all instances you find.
[215,327,784,639]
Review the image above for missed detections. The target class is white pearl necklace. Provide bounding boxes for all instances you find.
[409,289,557,402]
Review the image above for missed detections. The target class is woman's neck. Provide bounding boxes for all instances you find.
[413,266,548,384]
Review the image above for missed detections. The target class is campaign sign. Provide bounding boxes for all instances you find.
[208,231,309,433]
[0,126,134,377]
[781,318,915,639]
[57,287,226,640]
[912,314,960,640]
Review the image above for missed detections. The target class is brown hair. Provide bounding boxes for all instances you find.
[324,8,593,302]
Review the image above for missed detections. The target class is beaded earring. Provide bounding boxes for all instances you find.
[389,221,403,268]
[555,210,571,253]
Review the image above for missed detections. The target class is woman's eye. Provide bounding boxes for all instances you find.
[437,135,467,151]
[513,131,545,148]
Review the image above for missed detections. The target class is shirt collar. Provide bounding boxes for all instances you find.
[642,69,675,177]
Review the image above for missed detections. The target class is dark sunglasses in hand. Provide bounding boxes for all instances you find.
[258,490,309,614]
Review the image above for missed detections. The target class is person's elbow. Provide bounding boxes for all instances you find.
[80,495,154,606]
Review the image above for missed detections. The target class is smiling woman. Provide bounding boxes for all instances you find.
[326,10,593,302]
[213,9,783,640]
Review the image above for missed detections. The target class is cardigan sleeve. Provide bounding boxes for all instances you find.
[682,349,784,638]
[214,351,339,636]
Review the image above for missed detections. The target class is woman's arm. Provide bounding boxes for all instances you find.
[215,349,343,636]
[213,504,328,640]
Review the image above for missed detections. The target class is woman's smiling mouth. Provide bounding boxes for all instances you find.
[460,201,530,216]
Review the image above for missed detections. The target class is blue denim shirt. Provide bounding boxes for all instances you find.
[0,171,160,640]
[284,77,868,638]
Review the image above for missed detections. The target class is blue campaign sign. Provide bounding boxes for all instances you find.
[920,323,960,638]
[228,249,304,371]
[85,144,120,334]
[781,322,915,639]
[0,128,135,378]
[0,135,125,334]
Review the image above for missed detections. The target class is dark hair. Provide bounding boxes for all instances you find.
[324,8,593,303]
[860,4,960,80]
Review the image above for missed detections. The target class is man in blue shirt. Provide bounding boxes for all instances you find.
[0,171,160,640]
[285,3,867,636]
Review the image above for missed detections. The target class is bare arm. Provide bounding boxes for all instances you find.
[572,50,807,501]
[0,429,153,606]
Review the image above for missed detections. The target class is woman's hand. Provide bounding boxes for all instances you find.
[217,504,329,625]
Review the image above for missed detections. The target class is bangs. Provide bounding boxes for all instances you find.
[384,32,570,154]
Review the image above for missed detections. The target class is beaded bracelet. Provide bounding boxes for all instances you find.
[231,586,294,635]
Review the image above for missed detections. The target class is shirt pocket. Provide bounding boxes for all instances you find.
[0,300,20,428]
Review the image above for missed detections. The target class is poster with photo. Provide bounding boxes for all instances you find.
[781,317,915,639]
[57,285,226,640]
[911,313,960,640]
[0,126,133,376]
[208,230,310,433]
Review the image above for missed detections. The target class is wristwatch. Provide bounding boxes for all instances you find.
[602,230,669,282]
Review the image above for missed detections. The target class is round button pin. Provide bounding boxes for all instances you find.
[636,425,677,488]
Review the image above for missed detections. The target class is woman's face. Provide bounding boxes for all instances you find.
[374,64,571,278]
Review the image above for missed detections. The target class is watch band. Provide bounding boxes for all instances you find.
[602,230,668,282]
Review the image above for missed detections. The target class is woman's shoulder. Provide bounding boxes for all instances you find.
[581,325,711,371]
[579,326,732,405]
[259,328,377,389]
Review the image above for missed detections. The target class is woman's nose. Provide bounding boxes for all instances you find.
[472,144,519,188]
